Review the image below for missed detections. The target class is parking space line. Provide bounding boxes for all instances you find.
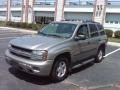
[104,48,120,57]
[88,84,114,90]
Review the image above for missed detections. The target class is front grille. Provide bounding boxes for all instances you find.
[10,51,30,59]
[11,45,32,53]
[9,45,32,59]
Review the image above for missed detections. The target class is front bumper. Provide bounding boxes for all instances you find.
[5,50,54,76]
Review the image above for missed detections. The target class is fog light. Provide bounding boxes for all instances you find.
[32,66,40,73]
[33,70,40,73]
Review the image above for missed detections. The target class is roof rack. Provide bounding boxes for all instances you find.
[62,19,100,24]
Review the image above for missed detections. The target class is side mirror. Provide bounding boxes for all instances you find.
[75,35,86,41]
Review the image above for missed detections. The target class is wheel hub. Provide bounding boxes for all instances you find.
[98,50,103,60]
[56,61,66,78]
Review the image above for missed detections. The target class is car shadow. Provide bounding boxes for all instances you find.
[8,67,52,85]
[71,62,94,74]
[8,62,94,85]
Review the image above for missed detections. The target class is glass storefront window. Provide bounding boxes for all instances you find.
[11,0,22,7]
[34,0,55,6]
[65,0,94,7]
[35,16,54,24]
[0,0,7,7]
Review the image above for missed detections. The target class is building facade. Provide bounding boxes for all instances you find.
[0,0,120,30]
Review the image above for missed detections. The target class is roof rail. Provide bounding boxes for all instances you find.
[62,19,100,23]
[62,19,83,22]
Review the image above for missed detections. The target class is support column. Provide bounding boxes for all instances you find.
[21,0,34,23]
[21,0,28,22]
[93,0,107,24]
[6,0,11,21]
[28,0,34,23]
[54,0,65,21]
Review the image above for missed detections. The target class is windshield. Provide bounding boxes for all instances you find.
[38,23,77,38]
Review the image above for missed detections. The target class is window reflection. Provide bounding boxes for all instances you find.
[34,0,55,6]
[11,0,22,7]
[0,0,7,7]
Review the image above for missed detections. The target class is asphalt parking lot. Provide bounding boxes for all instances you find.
[0,28,120,90]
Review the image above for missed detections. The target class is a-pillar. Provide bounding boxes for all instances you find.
[21,0,34,23]
[54,0,65,21]
[93,0,107,24]
[6,0,11,21]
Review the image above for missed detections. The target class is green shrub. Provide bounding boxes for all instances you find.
[114,30,120,38]
[6,21,12,26]
[15,22,21,28]
[40,23,46,29]
[27,23,33,29]
[20,22,28,28]
[104,29,113,37]
[32,23,40,30]
[5,21,46,30]
[0,21,6,26]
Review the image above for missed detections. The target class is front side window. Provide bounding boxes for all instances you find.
[39,23,77,38]
[76,24,89,38]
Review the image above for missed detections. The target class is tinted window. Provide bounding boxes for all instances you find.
[77,24,89,38]
[97,24,105,35]
[97,24,103,31]
[89,24,99,37]
[100,31,105,35]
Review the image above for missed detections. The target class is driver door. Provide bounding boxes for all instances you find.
[75,24,92,62]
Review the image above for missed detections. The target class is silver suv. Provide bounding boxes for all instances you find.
[5,21,107,82]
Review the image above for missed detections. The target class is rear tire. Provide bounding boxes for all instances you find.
[95,48,104,63]
[50,56,69,82]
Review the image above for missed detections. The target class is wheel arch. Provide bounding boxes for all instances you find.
[54,52,71,66]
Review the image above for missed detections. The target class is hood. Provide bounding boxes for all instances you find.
[10,34,65,50]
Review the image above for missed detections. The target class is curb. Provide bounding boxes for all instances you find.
[0,27,37,34]
[107,42,120,47]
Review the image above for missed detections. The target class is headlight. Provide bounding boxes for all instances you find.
[8,44,11,49]
[8,44,12,50]
[31,50,48,61]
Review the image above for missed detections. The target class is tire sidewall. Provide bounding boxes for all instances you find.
[50,56,69,82]
[95,48,104,63]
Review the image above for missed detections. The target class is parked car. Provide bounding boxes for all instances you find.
[5,20,107,82]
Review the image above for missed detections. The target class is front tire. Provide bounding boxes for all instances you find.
[95,48,104,63]
[50,56,69,82]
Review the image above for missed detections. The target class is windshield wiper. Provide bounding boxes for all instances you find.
[49,34,63,38]
[38,32,48,36]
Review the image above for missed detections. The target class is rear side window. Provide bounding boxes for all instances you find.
[97,24,103,30]
[97,24,105,35]
[89,24,99,38]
